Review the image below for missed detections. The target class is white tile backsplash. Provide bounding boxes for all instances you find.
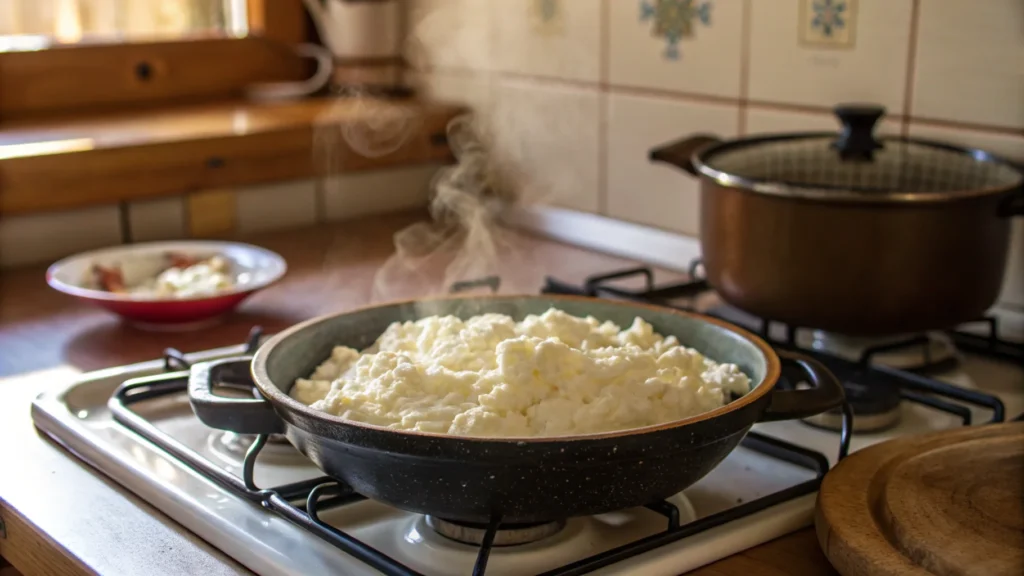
[406,69,493,118]
[908,123,1024,309]
[796,0,857,48]
[908,124,1024,160]
[491,0,601,82]
[608,0,744,98]
[322,164,442,221]
[748,0,913,112]
[490,77,600,212]
[128,197,185,242]
[235,180,318,234]
[0,205,121,268]
[744,106,902,135]
[606,92,738,235]
[1002,220,1024,310]
[913,0,1024,128]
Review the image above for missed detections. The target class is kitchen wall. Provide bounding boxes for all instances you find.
[408,0,1024,310]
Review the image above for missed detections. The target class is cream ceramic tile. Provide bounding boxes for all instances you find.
[908,123,1024,309]
[235,180,318,234]
[608,0,744,98]
[322,164,442,221]
[406,0,492,71]
[187,190,235,238]
[745,106,902,135]
[1002,220,1024,310]
[0,205,121,269]
[606,92,739,235]
[748,0,912,112]
[798,0,856,48]
[489,77,601,212]
[912,0,1024,128]
[490,0,601,82]
[529,0,566,36]
[406,70,493,117]
[128,197,185,242]
[908,124,1024,160]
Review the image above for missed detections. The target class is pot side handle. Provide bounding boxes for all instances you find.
[188,357,284,435]
[649,134,721,177]
[998,189,1024,217]
[758,350,846,422]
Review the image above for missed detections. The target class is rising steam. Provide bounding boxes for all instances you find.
[312,2,595,302]
[314,95,424,210]
[369,114,521,301]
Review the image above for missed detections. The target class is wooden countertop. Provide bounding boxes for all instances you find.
[0,211,837,576]
[0,97,464,215]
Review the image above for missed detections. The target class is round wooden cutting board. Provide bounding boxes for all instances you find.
[815,422,1024,576]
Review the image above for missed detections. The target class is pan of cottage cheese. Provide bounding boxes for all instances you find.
[189,295,845,524]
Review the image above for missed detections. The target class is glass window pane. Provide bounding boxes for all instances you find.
[0,0,249,52]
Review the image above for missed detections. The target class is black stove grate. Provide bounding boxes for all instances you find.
[106,326,847,576]
[542,266,1009,427]
[949,316,1024,364]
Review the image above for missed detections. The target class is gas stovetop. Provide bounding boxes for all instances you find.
[30,270,1023,576]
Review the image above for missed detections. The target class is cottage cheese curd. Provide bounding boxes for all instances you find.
[290,308,751,437]
[132,256,234,298]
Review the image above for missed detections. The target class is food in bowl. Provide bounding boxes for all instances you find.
[91,252,236,299]
[47,241,287,329]
[290,308,751,437]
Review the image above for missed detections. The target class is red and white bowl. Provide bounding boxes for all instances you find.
[46,241,287,331]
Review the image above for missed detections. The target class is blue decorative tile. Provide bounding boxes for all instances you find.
[538,0,559,22]
[530,0,564,35]
[639,0,712,60]
[800,0,857,48]
[811,0,847,36]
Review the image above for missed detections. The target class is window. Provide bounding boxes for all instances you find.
[0,0,250,52]
[0,0,309,119]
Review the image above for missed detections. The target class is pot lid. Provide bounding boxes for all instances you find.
[696,105,1023,202]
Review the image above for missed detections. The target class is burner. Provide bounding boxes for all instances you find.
[802,379,902,433]
[425,516,566,546]
[804,330,958,371]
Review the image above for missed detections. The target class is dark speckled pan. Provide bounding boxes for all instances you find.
[189,295,844,524]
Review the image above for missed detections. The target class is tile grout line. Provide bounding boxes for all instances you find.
[183,193,194,238]
[743,99,905,123]
[597,0,610,216]
[118,201,133,244]
[177,195,188,239]
[314,168,327,224]
[431,65,1018,135]
[426,67,1023,139]
[736,0,753,136]
[900,0,922,138]
[497,69,1024,136]
[906,116,1024,138]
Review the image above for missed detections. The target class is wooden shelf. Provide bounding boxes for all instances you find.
[0,97,465,215]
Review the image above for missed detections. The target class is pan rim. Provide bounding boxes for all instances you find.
[250,294,781,443]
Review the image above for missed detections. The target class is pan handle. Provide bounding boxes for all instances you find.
[758,350,846,422]
[649,134,721,177]
[188,356,284,435]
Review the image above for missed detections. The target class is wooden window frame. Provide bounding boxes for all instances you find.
[0,1,464,218]
[0,0,311,120]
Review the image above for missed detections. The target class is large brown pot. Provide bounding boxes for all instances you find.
[651,105,1024,336]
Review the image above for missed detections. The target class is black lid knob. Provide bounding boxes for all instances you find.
[832,104,885,162]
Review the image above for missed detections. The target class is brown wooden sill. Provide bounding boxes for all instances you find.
[0,97,466,216]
